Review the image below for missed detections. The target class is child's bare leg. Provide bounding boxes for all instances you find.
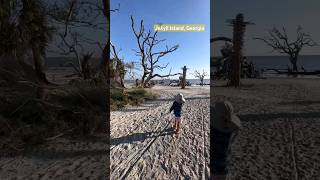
[173,119,177,129]
[176,121,180,133]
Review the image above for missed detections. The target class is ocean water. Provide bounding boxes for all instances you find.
[124,79,210,85]
[212,55,320,78]
[187,79,210,85]
[247,55,320,71]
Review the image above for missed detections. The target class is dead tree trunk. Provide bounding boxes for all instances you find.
[31,43,49,99]
[31,44,48,84]
[193,70,208,86]
[81,52,93,80]
[97,0,109,136]
[228,14,252,87]
[290,55,298,72]
[181,66,187,89]
[131,16,179,88]
[231,14,243,87]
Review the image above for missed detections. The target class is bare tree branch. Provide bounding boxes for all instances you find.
[193,70,208,86]
[130,16,179,87]
[254,26,318,71]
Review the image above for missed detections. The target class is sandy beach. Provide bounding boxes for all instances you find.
[212,78,320,180]
[0,135,108,180]
[1,78,318,179]
[110,86,210,179]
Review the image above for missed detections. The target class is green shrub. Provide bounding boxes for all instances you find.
[110,88,128,110]
[127,88,158,101]
[110,87,159,107]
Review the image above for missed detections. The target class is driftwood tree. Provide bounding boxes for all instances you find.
[131,16,180,87]
[110,42,126,88]
[23,0,53,84]
[125,61,138,80]
[210,37,232,81]
[48,0,107,79]
[217,43,233,80]
[227,13,253,87]
[193,70,208,86]
[181,66,187,89]
[254,26,317,72]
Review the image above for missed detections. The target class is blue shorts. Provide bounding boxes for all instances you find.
[174,117,181,122]
[174,113,181,118]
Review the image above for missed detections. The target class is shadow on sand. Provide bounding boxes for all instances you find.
[116,108,150,112]
[153,96,209,102]
[24,149,108,160]
[278,100,320,106]
[7,136,110,159]
[238,111,320,122]
[111,127,175,146]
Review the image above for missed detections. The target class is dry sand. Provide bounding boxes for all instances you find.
[110,86,210,179]
[0,135,108,180]
[212,78,320,180]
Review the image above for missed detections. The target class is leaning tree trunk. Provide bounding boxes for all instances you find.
[119,77,125,88]
[140,72,148,87]
[181,66,187,89]
[290,56,298,72]
[144,71,153,88]
[31,43,49,84]
[31,43,49,100]
[229,14,246,87]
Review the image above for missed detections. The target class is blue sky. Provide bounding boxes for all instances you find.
[212,0,320,56]
[111,0,210,79]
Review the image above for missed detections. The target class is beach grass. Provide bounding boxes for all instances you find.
[111,87,159,110]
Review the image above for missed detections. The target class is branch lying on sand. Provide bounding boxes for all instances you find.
[151,72,181,78]
[16,81,58,89]
[46,128,75,141]
[10,98,66,117]
[15,80,95,108]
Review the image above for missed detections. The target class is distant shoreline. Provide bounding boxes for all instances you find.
[124,79,210,86]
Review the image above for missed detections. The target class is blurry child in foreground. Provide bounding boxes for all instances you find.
[169,93,185,134]
[211,100,242,180]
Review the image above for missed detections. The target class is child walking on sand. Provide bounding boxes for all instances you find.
[169,93,186,134]
[211,100,242,180]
